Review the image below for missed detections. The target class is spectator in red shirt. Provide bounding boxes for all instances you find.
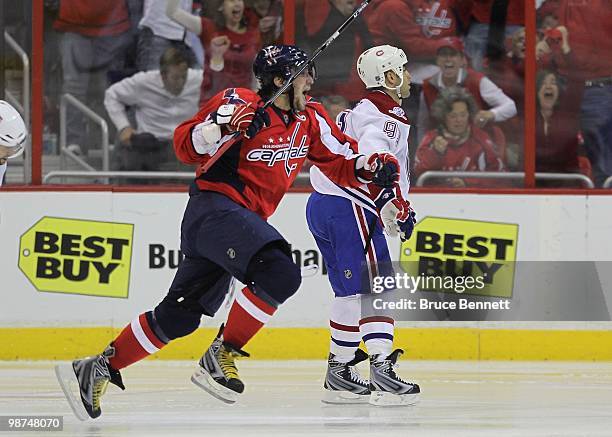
[536,70,581,178]
[414,86,504,187]
[167,0,261,106]
[54,0,133,155]
[535,5,571,72]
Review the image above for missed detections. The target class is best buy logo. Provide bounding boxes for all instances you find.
[400,217,518,298]
[18,217,134,298]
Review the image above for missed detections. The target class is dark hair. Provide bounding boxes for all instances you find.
[535,69,565,109]
[159,47,189,73]
[202,0,248,30]
[430,86,478,123]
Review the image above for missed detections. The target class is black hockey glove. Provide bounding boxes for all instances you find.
[245,107,271,139]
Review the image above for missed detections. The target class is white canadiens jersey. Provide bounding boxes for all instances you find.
[310,91,411,213]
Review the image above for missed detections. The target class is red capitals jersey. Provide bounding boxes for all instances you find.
[174,88,364,219]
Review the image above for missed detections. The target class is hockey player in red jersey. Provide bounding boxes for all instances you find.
[55,44,402,420]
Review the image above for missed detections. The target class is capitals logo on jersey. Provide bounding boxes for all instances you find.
[415,2,452,37]
[246,122,309,177]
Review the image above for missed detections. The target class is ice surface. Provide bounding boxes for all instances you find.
[1,360,612,436]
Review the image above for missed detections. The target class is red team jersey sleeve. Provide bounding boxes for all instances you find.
[173,88,261,165]
[305,102,363,189]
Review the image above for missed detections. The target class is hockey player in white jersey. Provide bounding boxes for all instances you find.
[306,45,420,406]
[0,101,27,186]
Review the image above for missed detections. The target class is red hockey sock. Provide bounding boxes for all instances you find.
[108,313,167,370]
[223,287,276,349]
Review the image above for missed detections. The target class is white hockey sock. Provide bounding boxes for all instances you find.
[359,316,394,359]
[329,295,362,363]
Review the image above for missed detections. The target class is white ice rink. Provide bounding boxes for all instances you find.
[2,360,612,436]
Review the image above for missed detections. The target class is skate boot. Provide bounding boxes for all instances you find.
[191,324,250,404]
[322,348,371,404]
[369,349,420,406]
[55,345,125,420]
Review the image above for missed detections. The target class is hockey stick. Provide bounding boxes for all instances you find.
[200,0,373,173]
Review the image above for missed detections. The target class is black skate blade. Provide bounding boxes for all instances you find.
[54,364,90,421]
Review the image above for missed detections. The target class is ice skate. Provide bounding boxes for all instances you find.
[191,324,250,404]
[55,346,125,420]
[368,349,420,406]
[322,348,370,404]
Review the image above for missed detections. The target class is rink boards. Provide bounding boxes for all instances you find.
[1,190,611,360]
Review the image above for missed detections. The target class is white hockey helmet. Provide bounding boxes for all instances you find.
[357,45,408,91]
[0,100,26,159]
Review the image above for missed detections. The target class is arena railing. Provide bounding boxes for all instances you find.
[416,171,595,188]
[4,30,30,183]
[59,93,110,182]
[43,171,192,184]
[42,171,313,185]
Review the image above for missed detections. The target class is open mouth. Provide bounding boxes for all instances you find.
[231,8,242,19]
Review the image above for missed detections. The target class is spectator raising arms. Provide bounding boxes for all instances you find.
[414,87,504,188]
[245,0,284,46]
[166,0,261,106]
[418,37,516,142]
[137,0,198,71]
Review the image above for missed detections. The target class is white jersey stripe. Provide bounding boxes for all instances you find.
[313,111,357,159]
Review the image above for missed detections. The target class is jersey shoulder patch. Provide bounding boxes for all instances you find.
[365,91,410,125]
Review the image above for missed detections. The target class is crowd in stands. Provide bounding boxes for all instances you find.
[32,0,612,188]
[43,0,283,178]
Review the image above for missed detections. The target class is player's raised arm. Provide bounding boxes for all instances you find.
[173,88,270,165]
[306,101,400,190]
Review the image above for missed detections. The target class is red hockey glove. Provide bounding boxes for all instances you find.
[356,152,400,188]
[212,103,271,139]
